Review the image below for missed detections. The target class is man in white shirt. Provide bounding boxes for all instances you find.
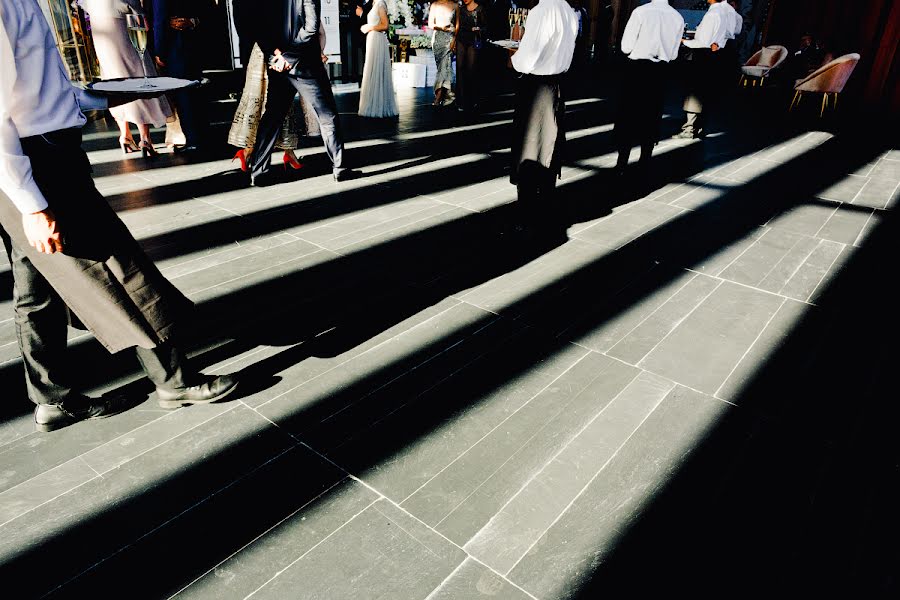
[674,0,731,139]
[721,1,743,79]
[727,0,743,39]
[509,0,578,227]
[0,0,238,432]
[613,0,684,176]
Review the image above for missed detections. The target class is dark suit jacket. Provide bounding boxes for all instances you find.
[232,0,258,66]
[259,0,323,72]
[146,0,209,61]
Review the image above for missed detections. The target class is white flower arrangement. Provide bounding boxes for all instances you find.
[385,0,414,28]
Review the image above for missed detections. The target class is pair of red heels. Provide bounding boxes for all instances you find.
[232,149,302,172]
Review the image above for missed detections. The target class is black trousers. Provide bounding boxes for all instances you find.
[250,64,346,180]
[681,48,717,135]
[615,59,668,166]
[161,30,206,147]
[0,236,188,406]
[455,42,481,112]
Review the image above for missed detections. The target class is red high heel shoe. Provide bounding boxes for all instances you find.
[232,148,249,172]
[283,152,303,170]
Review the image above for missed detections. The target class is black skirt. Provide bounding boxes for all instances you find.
[510,73,566,186]
[614,59,668,147]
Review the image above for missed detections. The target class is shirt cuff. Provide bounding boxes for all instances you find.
[73,86,109,112]
[3,178,49,214]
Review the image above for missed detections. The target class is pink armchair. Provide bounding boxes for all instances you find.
[789,53,860,116]
[740,45,788,86]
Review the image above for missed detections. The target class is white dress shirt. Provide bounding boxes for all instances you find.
[620,0,685,63]
[683,1,730,50]
[511,0,578,76]
[723,1,742,40]
[1,0,107,214]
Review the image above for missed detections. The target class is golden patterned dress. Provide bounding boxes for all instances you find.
[228,44,319,150]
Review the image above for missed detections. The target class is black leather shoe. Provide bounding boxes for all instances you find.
[34,395,130,433]
[333,169,361,182]
[157,374,239,409]
[172,144,201,155]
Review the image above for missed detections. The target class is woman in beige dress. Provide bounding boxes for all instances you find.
[79,0,172,156]
[228,30,327,172]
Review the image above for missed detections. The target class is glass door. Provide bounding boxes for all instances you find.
[40,0,100,83]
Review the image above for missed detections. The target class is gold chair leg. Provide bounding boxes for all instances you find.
[833,93,838,111]
[789,90,801,111]
[820,93,828,118]
[760,76,765,87]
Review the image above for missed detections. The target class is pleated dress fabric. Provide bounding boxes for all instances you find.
[358,0,399,118]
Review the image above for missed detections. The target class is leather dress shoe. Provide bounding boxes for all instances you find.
[333,168,361,182]
[34,395,130,433]
[172,144,201,155]
[156,374,239,409]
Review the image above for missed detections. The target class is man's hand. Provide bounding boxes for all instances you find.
[321,53,329,64]
[22,209,63,255]
[711,42,720,52]
[154,56,165,70]
[269,49,292,73]
[355,6,363,17]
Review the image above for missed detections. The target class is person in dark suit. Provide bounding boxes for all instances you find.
[147,0,211,152]
[248,0,358,184]
[339,0,366,82]
[232,0,258,68]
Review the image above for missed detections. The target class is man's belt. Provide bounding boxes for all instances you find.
[169,17,199,31]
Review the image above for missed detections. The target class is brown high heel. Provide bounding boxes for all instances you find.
[120,138,139,154]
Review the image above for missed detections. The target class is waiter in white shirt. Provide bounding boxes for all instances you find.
[613,0,684,176]
[726,0,743,39]
[509,0,578,227]
[721,1,743,78]
[673,0,730,139]
[0,0,237,432]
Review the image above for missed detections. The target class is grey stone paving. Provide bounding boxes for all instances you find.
[0,85,898,598]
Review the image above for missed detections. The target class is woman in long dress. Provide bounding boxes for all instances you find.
[78,0,172,156]
[456,0,486,113]
[358,0,399,118]
[428,0,459,107]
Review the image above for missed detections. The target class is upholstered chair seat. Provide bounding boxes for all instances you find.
[789,53,861,116]
[739,45,788,86]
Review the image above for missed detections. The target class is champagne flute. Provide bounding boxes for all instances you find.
[125,13,154,88]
